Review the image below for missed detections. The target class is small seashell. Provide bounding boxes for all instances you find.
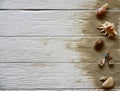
[99,59,105,67]
[100,76,108,82]
[97,21,117,38]
[108,59,114,66]
[94,39,104,51]
[102,77,114,89]
[96,3,108,16]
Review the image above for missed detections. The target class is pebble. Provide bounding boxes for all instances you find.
[100,76,108,82]
[109,60,114,66]
[98,59,105,67]
[94,39,104,51]
[102,77,114,89]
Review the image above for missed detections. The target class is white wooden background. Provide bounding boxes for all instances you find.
[0,0,120,90]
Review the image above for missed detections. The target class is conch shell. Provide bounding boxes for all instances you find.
[97,21,117,38]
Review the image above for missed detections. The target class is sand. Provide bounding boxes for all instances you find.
[67,0,120,89]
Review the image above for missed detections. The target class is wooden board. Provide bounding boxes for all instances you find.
[0,0,119,9]
[0,0,120,90]
[0,10,96,36]
[0,37,119,89]
[0,63,120,89]
[0,63,94,89]
[0,0,97,9]
[0,37,119,63]
[0,11,119,36]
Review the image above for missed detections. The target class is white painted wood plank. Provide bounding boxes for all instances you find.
[0,0,119,9]
[0,10,94,36]
[0,63,104,89]
[0,11,119,36]
[0,0,97,9]
[0,63,120,89]
[0,89,119,91]
[0,37,119,63]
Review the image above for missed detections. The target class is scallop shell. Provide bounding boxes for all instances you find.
[97,21,117,38]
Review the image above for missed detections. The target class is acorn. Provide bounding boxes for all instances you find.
[96,3,108,16]
[94,39,104,51]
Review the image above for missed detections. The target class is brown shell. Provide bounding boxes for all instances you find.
[94,39,104,51]
[96,3,108,16]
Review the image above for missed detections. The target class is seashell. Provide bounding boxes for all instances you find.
[100,76,108,82]
[97,21,117,38]
[94,39,104,51]
[102,77,114,89]
[109,60,114,66]
[108,57,114,66]
[96,3,108,16]
[98,59,105,67]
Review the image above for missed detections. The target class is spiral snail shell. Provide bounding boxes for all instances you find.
[96,3,108,16]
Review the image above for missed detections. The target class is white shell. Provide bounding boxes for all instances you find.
[99,59,105,67]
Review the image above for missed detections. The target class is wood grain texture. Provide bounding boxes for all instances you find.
[0,63,94,89]
[0,0,120,90]
[0,63,120,89]
[0,0,119,10]
[0,10,94,36]
[0,89,120,91]
[0,37,119,63]
[0,11,119,90]
[0,0,97,9]
[0,11,119,36]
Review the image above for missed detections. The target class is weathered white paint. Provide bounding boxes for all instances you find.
[0,37,119,63]
[0,63,120,89]
[0,0,97,9]
[0,63,100,89]
[0,89,119,91]
[0,10,93,36]
[0,0,119,10]
[0,0,119,90]
[0,11,119,36]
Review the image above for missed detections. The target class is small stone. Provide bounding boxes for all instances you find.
[98,59,105,67]
[94,39,104,51]
[100,76,108,82]
[102,77,114,89]
[109,60,114,66]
